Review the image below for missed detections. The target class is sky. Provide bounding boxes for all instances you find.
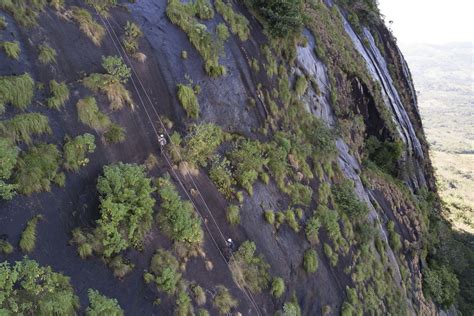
[377,0,474,45]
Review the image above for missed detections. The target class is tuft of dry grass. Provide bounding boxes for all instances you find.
[71,7,105,46]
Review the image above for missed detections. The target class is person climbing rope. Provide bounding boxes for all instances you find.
[157,134,167,146]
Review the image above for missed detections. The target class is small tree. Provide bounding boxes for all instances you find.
[303,249,318,273]
[86,289,124,316]
[102,55,131,83]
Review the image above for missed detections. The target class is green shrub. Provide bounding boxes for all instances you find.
[1,41,21,59]
[282,300,302,316]
[157,176,203,244]
[14,144,62,195]
[177,83,199,119]
[148,248,181,294]
[191,284,206,306]
[295,75,307,96]
[387,220,402,252]
[0,16,7,29]
[175,289,193,316]
[366,136,403,176]
[85,0,117,13]
[102,55,131,83]
[332,181,369,220]
[285,209,300,232]
[264,210,275,225]
[213,285,238,315]
[0,138,19,200]
[230,240,270,293]
[215,0,249,41]
[104,123,126,144]
[197,309,209,316]
[76,97,111,130]
[303,249,318,273]
[194,0,214,19]
[83,74,133,111]
[0,73,35,110]
[226,204,240,225]
[122,21,143,54]
[0,239,13,254]
[63,133,96,171]
[86,289,123,316]
[216,23,230,41]
[287,182,313,206]
[0,0,48,27]
[0,258,80,315]
[183,124,223,168]
[71,7,105,45]
[38,43,57,64]
[305,215,321,244]
[47,80,69,109]
[19,215,43,253]
[323,243,338,266]
[0,113,51,144]
[209,155,235,199]
[423,265,459,308]
[108,255,134,278]
[271,277,285,298]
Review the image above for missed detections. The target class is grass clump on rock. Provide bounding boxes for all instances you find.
[209,155,235,199]
[1,41,21,59]
[332,180,369,221]
[38,43,57,64]
[0,258,80,315]
[303,249,318,273]
[226,204,240,225]
[0,0,47,27]
[215,0,249,41]
[183,123,223,167]
[229,240,270,294]
[71,7,106,46]
[0,73,35,111]
[86,289,124,316]
[144,248,182,294]
[14,143,64,195]
[47,80,69,109]
[271,277,285,298]
[104,123,126,144]
[213,285,238,315]
[0,113,51,144]
[0,138,19,200]
[19,214,43,253]
[177,83,199,119]
[122,21,143,55]
[0,239,14,254]
[63,133,96,171]
[76,96,111,130]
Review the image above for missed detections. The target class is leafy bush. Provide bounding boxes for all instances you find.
[0,113,51,144]
[102,55,131,83]
[177,83,199,119]
[285,209,300,232]
[71,7,105,46]
[147,248,182,294]
[108,255,134,278]
[323,243,338,266]
[226,204,240,225]
[271,277,285,298]
[387,220,402,252]
[19,215,43,253]
[1,41,21,59]
[0,239,14,254]
[264,210,275,225]
[303,249,318,273]
[423,265,459,308]
[287,182,313,206]
[76,97,111,130]
[305,215,321,244]
[209,155,235,199]
[14,143,63,195]
[104,123,126,144]
[0,138,19,199]
[175,289,193,316]
[85,0,117,13]
[282,300,302,316]
[122,21,143,54]
[366,136,403,176]
[38,43,57,64]
[0,73,35,110]
[295,75,307,96]
[194,0,214,19]
[63,133,96,171]
[156,176,203,244]
[332,181,369,220]
[230,241,270,293]
[47,80,69,109]
[86,289,123,316]
[216,23,230,41]
[213,285,238,315]
[184,124,223,167]
[191,284,207,306]
[215,0,249,41]
[0,258,80,314]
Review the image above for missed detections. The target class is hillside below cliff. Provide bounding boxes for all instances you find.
[0,0,471,315]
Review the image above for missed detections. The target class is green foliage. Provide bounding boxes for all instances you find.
[157,176,203,244]
[264,210,275,225]
[246,0,304,38]
[148,248,181,294]
[122,21,143,54]
[285,209,300,232]
[423,265,459,308]
[175,289,193,316]
[63,133,96,171]
[0,73,35,110]
[19,215,43,253]
[38,43,57,64]
[209,155,235,199]
[271,277,285,298]
[0,16,6,29]
[0,258,79,314]
[83,69,133,110]
[226,204,240,225]
[305,215,321,244]
[213,285,237,315]
[191,283,206,306]
[215,0,249,41]
[184,124,223,167]
[366,136,403,176]
[216,23,230,41]
[294,75,307,96]
[0,239,13,254]
[230,241,270,293]
[102,55,131,83]
[14,143,63,195]
[194,0,214,19]
[323,243,338,266]
[108,255,134,278]
[177,83,199,119]
[332,181,369,221]
[47,80,69,109]
[0,113,51,144]
[1,41,21,59]
[86,289,123,316]
[76,97,111,130]
[85,0,117,13]
[282,300,302,316]
[0,138,19,180]
[104,123,126,144]
[228,139,268,195]
[303,249,318,273]
[0,0,47,27]
[386,220,402,252]
[71,7,105,45]
[287,183,313,206]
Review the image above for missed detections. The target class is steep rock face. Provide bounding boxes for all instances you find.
[0,1,442,315]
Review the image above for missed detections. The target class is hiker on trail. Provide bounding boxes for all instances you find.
[158,134,167,146]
